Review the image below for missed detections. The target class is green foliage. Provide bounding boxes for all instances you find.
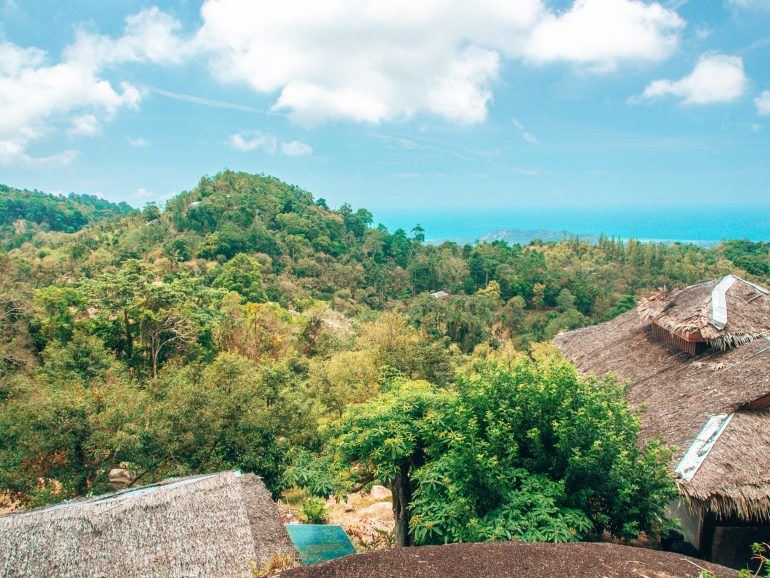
[609,294,637,317]
[213,253,267,303]
[300,497,329,524]
[0,170,764,524]
[282,448,345,498]
[0,185,134,247]
[329,355,674,546]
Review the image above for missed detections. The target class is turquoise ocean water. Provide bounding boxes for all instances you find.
[372,205,770,243]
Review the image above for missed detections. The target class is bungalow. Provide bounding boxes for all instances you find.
[555,275,770,569]
[0,470,297,578]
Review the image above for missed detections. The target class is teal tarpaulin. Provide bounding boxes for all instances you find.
[285,524,356,565]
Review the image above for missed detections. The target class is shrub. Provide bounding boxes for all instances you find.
[301,497,329,524]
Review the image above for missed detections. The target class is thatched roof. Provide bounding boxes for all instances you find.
[0,471,297,578]
[638,275,770,350]
[678,410,770,520]
[555,287,770,522]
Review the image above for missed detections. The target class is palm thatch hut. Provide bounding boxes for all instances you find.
[555,275,770,569]
[0,470,297,578]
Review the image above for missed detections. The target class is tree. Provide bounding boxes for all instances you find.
[88,259,154,364]
[331,381,444,546]
[502,295,527,334]
[0,334,145,505]
[212,253,267,303]
[411,224,426,243]
[328,355,674,546]
[555,288,576,312]
[609,294,637,318]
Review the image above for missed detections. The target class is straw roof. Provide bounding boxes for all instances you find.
[555,287,770,522]
[0,470,297,578]
[679,410,770,521]
[638,275,770,350]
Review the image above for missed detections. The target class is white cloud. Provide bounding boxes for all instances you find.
[523,0,684,72]
[0,7,185,167]
[639,53,747,104]
[64,7,192,68]
[229,131,312,156]
[512,118,538,144]
[0,0,690,160]
[128,137,151,147]
[756,91,770,115]
[134,187,153,198]
[196,0,683,125]
[0,139,78,168]
[229,131,278,153]
[281,140,313,157]
[69,114,100,136]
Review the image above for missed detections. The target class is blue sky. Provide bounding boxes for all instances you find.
[1,0,769,218]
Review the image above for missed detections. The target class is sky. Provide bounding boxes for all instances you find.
[1,0,769,217]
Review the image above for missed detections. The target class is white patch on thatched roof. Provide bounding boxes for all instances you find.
[0,470,297,578]
[675,413,733,482]
[709,275,735,330]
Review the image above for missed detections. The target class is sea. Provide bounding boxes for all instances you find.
[372,204,770,245]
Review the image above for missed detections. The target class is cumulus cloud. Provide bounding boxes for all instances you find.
[128,137,151,147]
[69,114,100,136]
[281,140,313,157]
[523,0,683,72]
[638,53,747,104]
[229,131,277,153]
[65,7,192,68]
[0,8,185,166]
[0,139,78,168]
[196,0,683,125]
[1,0,690,160]
[756,91,770,116]
[229,131,312,156]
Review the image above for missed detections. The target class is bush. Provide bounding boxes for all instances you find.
[301,497,329,524]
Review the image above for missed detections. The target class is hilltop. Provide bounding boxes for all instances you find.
[0,185,135,248]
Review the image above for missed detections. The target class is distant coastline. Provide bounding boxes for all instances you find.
[373,205,770,245]
[430,229,719,247]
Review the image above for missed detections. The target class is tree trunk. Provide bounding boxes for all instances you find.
[151,344,158,379]
[124,309,133,359]
[392,460,412,547]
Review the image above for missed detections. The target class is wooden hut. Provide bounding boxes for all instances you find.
[555,275,770,569]
[0,470,297,578]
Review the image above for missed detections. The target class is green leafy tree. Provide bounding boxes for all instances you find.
[213,253,268,303]
[328,355,674,547]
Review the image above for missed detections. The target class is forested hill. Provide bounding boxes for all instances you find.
[1,170,769,510]
[3,170,770,329]
[0,185,135,248]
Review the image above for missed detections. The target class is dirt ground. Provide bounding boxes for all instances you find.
[278,541,734,578]
[278,490,395,551]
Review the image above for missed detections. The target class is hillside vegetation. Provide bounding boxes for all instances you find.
[0,185,134,248]
[1,170,768,545]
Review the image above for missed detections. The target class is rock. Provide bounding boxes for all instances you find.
[108,468,134,490]
[359,502,393,519]
[344,503,355,512]
[369,485,392,501]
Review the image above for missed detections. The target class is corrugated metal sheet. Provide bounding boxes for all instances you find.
[675,413,734,482]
